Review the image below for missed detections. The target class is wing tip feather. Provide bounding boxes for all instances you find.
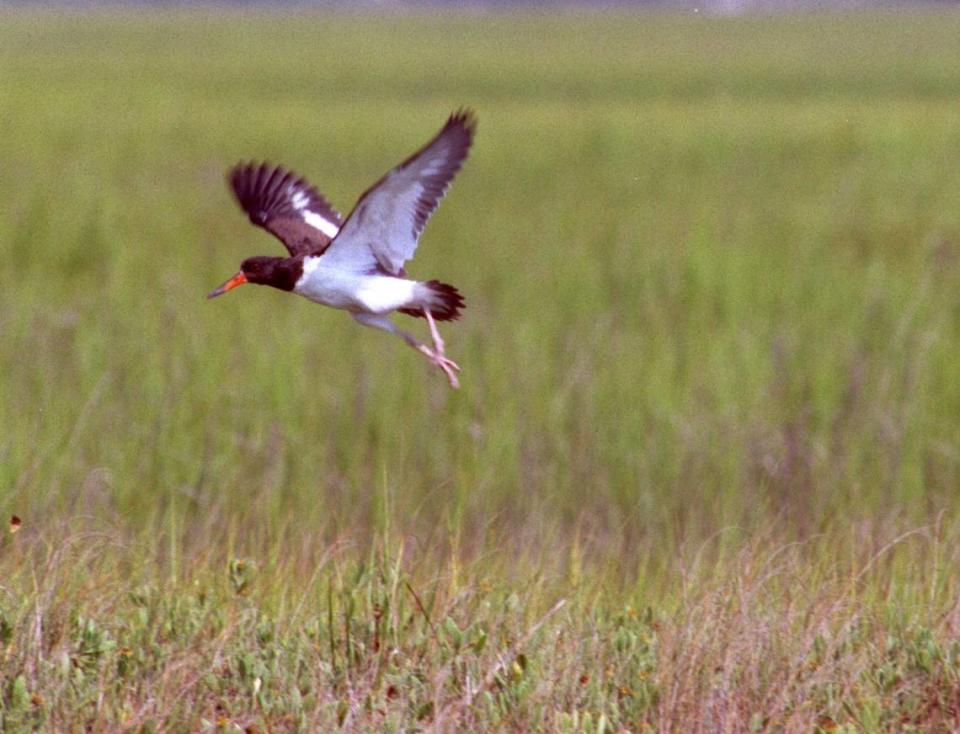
[447,107,478,134]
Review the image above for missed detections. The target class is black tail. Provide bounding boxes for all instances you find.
[399,280,465,322]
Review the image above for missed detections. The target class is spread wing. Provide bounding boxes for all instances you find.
[228,162,342,256]
[319,109,476,275]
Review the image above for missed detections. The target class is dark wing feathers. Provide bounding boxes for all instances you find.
[395,108,476,242]
[320,109,476,275]
[228,162,342,256]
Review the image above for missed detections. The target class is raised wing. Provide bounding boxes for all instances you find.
[228,162,342,256]
[320,110,476,275]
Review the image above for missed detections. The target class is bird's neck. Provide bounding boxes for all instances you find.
[256,257,304,292]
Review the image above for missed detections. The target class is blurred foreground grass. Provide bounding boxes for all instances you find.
[2,8,960,731]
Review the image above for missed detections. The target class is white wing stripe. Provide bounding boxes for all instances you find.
[290,189,311,210]
[303,211,340,238]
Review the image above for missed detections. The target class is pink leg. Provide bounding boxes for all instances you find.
[424,309,446,356]
[351,310,460,389]
[420,309,460,389]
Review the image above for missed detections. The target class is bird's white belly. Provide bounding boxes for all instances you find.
[294,260,417,314]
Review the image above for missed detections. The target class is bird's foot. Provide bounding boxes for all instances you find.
[418,345,461,389]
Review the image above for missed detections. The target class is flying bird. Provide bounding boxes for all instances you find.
[209,109,476,388]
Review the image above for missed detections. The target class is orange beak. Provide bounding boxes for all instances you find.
[208,272,248,299]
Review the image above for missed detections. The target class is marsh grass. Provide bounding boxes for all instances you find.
[2,521,959,731]
[2,8,960,731]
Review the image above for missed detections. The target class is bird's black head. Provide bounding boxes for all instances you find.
[208,255,303,299]
[240,256,302,290]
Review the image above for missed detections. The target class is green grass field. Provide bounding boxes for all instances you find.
[2,8,960,731]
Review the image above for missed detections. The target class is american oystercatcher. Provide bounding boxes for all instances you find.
[209,110,476,388]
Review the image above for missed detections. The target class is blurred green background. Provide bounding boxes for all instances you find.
[2,9,960,579]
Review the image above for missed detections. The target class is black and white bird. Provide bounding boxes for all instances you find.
[209,110,476,388]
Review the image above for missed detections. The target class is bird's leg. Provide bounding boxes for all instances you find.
[419,308,460,388]
[423,309,454,359]
[351,312,460,389]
